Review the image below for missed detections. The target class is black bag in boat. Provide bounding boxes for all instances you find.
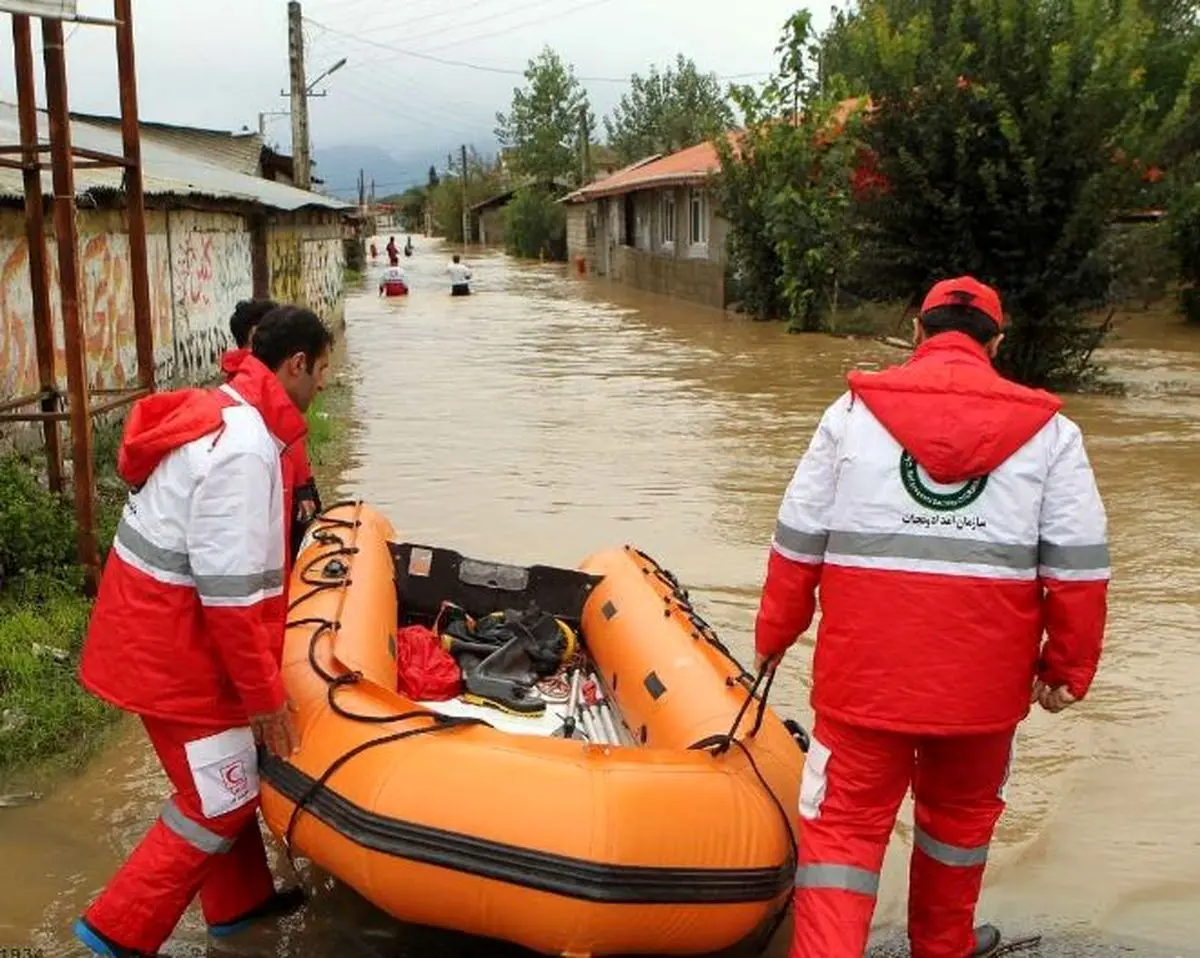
[434,602,573,715]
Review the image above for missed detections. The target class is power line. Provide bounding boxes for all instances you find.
[306,17,769,84]
[424,0,617,53]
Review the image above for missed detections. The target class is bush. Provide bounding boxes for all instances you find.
[0,456,78,586]
[1168,180,1200,322]
[504,187,567,261]
[830,0,1179,388]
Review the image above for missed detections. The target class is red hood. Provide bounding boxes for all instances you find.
[220,346,250,377]
[117,388,225,487]
[118,357,307,487]
[846,333,1062,483]
[225,354,308,453]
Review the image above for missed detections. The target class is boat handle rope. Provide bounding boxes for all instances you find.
[277,507,490,866]
[628,545,755,684]
[688,658,798,952]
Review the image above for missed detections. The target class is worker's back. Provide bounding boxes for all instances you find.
[793,332,1107,735]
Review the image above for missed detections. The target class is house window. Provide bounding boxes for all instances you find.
[689,189,708,246]
[660,191,676,245]
[585,209,597,242]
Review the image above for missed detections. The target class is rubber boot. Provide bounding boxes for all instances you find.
[73,917,165,957]
[971,923,1002,957]
[207,887,307,938]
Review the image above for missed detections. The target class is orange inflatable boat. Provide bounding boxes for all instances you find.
[259,502,808,956]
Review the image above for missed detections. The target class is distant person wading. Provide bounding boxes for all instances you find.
[447,253,472,296]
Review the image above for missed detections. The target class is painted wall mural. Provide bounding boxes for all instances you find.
[168,211,253,379]
[0,230,173,399]
[1,208,344,422]
[302,237,345,326]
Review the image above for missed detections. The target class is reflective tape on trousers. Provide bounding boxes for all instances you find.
[913,825,989,867]
[160,798,235,854]
[794,863,879,896]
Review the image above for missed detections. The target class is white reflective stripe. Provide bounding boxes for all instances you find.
[195,568,284,601]
[913,825,989,867]
[828,531,1037,570]
[160,799,234,854]
[773,521,828,564]
[116,518,191,574]
[795,863,880,896]
[798,736,831,821]
[219,383,248,405]
[1038,541,1110,580]
[826,554,1037,581]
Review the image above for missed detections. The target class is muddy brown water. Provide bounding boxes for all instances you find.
[3,242,1199,957]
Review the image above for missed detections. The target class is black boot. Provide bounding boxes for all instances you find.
[971,923,1002,957]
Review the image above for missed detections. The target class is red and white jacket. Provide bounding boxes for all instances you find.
[79,358,307,726]
[755,333,1110,734]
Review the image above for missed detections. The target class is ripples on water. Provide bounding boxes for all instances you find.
[3,243,1198,955]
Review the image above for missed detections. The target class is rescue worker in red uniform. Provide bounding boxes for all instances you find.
[754,277,1110,958]
[222,298,323,565]
[74,306,334,957]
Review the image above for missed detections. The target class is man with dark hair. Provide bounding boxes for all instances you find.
[227,297,277,352]
[754,277,1109,958]
[74,308,334,957]
[223,300,324,563]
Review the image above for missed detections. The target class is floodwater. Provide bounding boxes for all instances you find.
[3,240,1199,957]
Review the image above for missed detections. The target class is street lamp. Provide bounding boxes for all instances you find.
[306,57,347,95]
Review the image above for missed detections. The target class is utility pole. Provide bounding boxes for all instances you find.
[358,167,365,209]
[460,142,469,246]
[286,0,311,190]
[579,104,592,184]
[369,178,375,205]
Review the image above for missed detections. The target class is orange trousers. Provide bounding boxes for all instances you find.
[791,714,1014,958]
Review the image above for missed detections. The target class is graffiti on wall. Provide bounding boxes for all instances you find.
[268,230,303,308]
[302,238,345,325]
[2,209,342,416]
[169,211,253,378]
[0,232,173,399]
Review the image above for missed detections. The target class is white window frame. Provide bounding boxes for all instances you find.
[660,190,676,249]
[688,188,709,254]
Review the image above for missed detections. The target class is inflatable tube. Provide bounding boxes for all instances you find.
[259,502,804,956]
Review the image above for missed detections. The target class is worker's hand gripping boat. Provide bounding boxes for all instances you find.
[259,502,808,956]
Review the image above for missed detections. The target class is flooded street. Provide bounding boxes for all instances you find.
[4,241,1200,957]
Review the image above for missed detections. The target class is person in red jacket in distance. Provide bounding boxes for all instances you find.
[753,277,1110,958]
[222,298,323,566]
[74,306,333,958]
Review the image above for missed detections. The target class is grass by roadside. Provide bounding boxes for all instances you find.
[0,422,125,779]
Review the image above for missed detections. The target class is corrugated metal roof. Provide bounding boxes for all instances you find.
[71,113,265,176]
[0,101,350,212]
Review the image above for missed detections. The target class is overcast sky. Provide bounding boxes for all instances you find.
[0,0,825,192]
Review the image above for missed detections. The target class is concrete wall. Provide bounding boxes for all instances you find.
[565,204,596,271]
[479,207,508,247]
[0,204,346,404]
[573,184,725,309]
[612,245,725,310]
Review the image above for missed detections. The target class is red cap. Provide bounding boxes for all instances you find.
[921,276,1004,328]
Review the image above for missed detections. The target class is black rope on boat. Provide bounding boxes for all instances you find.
[278,510,490,866]
[627,545,754,682]
[688,658,799,952]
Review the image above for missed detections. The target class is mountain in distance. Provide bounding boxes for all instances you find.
[313,135,497,201]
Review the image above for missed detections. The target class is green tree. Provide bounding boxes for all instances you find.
[426,148,503,243]
[603,55,735,163]
[830,0,1187,388]
[495,47,591,184]
[504,187,568,260]
[716,11,865,330]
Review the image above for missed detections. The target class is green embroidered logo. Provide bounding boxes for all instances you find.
[899,451,988,511]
